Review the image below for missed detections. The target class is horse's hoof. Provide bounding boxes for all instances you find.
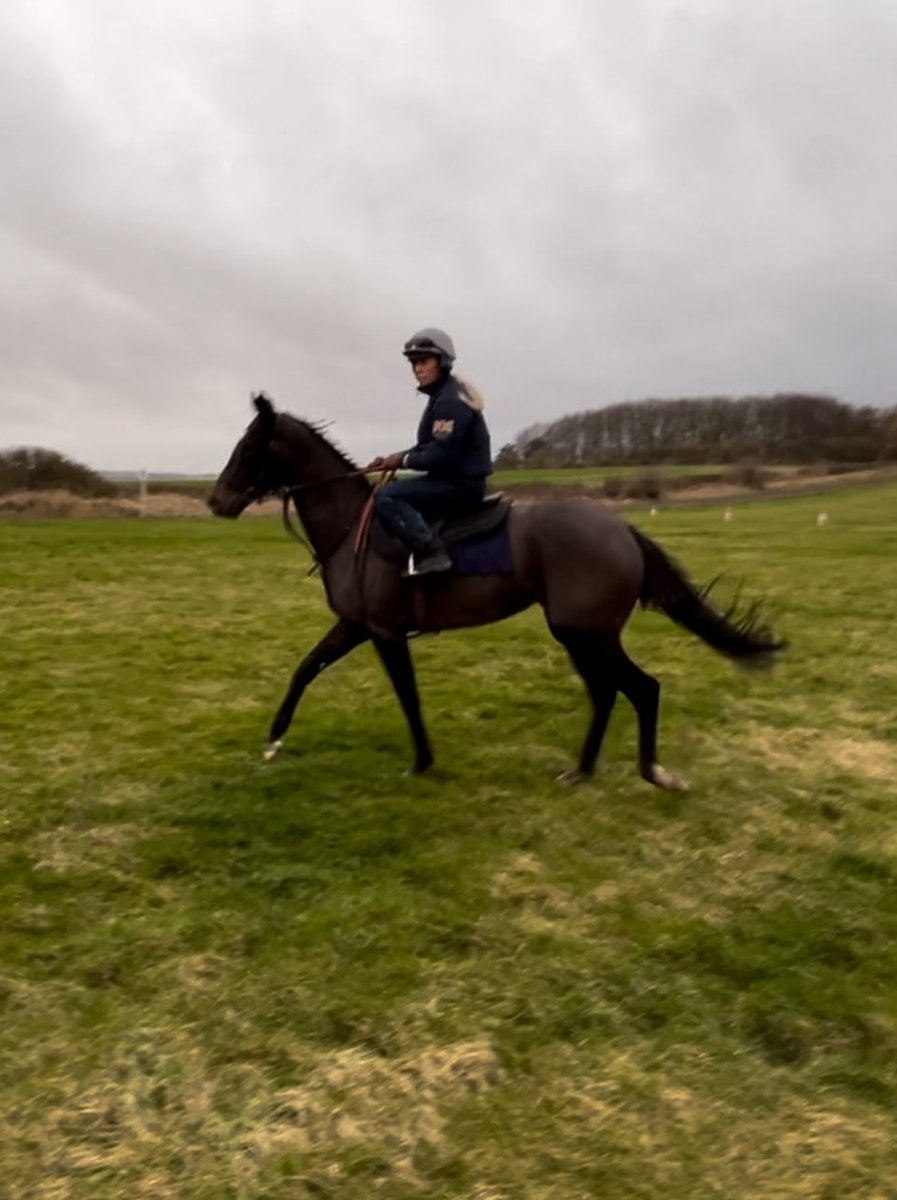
[647,764,689,792]
[557,768,591,787]
[262,740,283,762]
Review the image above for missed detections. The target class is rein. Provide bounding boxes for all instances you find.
[280,493,322,569]
[283,467,372,493]
[279,466,396,573]
[354,466,397,554]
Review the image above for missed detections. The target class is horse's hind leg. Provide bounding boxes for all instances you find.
[550,627,619,785]
[614,647,688,792]
[265,619,370,758]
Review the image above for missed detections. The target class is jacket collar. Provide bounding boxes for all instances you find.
[417,370,452,397]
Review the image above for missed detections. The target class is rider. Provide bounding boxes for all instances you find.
[368,328,492,575]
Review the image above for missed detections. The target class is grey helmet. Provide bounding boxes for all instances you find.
[403,327,456,369]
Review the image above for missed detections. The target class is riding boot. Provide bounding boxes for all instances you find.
[374,490,453,576]
[404,534,452,577]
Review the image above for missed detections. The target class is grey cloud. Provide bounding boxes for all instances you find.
[1,0,895,472]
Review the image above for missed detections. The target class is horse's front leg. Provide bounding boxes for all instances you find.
[265,620,370,759]
[371,636,434,774]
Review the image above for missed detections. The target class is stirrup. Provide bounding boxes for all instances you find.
[404,549,452,577]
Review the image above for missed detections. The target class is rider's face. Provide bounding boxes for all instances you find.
[410,355,441,388]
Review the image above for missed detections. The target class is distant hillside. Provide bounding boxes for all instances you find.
[495,394,897,468]
[0,447,117,497]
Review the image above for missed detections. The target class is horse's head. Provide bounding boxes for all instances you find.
[208,393,283,517]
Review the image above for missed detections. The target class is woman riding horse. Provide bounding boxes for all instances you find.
[208,389,785,785]
[367,328,492,576]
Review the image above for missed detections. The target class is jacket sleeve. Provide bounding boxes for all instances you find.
[403,396,475,472]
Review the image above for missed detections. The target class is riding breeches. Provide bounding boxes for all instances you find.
[374,477,484,553]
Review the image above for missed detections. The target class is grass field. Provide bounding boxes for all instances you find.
[491,464,732,486]
[2,485,897,1198]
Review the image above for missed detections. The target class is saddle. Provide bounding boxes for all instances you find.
[370,493,512,568]
[432,493,510,546]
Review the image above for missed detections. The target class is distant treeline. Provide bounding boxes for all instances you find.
[0,448,116,497]
[496,394,897,468]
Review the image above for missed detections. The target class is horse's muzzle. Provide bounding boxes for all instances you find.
[207,490,243,518]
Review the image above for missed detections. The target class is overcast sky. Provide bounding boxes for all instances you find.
[1,0,896,472]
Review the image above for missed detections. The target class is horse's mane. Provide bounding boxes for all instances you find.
[277,412,358,471]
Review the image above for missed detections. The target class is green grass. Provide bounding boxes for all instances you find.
[2,486,897,1198]
[491,463,732,486]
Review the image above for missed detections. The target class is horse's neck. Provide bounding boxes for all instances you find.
[285,436,367,556]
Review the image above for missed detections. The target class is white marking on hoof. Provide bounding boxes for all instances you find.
[648,764,689,792]
[557,768,590,787]
[262,740,283,762]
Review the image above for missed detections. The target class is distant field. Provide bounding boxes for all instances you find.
[111,463,871,497]
[2,483,897,1198]
[145,477,215,494]
[491,463,734,485]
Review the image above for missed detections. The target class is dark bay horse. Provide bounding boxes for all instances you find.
[209,394,784,787]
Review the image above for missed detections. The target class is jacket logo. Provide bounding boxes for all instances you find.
[432,419,455,438]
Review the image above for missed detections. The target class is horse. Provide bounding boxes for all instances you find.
[208,393,785,787]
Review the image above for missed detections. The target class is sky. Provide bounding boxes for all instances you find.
[1,0,896,473]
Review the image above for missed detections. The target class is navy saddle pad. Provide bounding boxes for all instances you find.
[371,494,513,575]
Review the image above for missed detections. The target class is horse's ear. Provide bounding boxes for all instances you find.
[252,391,276,420]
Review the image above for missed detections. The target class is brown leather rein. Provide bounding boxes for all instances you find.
[278,465,397,572]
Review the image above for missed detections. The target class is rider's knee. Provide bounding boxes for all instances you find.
[374,489,397,516]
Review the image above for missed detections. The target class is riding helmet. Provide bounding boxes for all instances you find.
[403,328,456,369]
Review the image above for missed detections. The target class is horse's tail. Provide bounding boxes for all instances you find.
[628,524,786,668]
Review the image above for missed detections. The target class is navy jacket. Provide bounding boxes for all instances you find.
[403,374,492,487]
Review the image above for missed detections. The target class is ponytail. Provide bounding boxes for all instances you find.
[456,376,485,412]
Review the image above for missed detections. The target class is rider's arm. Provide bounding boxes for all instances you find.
[402,397,474,472]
